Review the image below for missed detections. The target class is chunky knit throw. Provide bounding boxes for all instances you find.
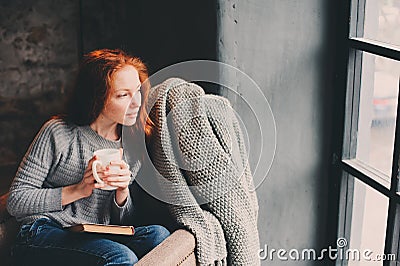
[146,78,260,265]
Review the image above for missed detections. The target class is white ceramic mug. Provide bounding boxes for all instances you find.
[92,148,121,190]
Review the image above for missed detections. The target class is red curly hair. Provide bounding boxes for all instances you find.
[65,48,153,136]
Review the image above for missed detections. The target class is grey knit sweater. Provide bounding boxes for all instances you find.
[7,118,141,227]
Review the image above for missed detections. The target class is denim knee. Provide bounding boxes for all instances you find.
[146,225,170,246]
[104,246,138,266]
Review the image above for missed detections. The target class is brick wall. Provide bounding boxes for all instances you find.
[0,0,79,193]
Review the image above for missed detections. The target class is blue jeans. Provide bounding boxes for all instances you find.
[12,218,170,266]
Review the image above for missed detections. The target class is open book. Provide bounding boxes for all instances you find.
[68,224,135,236]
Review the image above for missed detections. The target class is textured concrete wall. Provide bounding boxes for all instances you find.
[0,0,79,193]
[217,0,335,265]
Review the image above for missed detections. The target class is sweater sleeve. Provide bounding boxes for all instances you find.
[110,191,135,225]
[7,119,65,219]
[109,159,142,224]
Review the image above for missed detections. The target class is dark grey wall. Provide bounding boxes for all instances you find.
[0,0,79,194]
[217,0,335,265]
[79,0,218,75]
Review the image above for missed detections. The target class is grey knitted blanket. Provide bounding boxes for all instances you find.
[147,78,260,265]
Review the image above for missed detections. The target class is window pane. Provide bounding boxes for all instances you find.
[348,178,389,265]
[363,0,400,47]
[356,52,399,181]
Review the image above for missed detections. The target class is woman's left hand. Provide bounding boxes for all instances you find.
[103,160,131,206]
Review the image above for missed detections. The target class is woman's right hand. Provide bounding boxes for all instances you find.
[61,156,106,206]
[76,155,106,197]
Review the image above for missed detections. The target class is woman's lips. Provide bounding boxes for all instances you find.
[126,108,139,117]
[126,112,138,117]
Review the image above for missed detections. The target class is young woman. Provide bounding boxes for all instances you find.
[7,49,170,265]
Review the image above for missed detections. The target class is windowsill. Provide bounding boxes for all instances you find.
[342,159,391,189]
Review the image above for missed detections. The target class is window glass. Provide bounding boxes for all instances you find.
[356,52,399,180]
[363,0,400,47]
[348,177,389,265]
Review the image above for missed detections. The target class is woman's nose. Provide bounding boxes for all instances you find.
[130,93,141,108]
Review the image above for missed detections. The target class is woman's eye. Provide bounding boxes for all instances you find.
[117,93,128,98]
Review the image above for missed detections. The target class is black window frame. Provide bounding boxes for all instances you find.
[331,0,400,265]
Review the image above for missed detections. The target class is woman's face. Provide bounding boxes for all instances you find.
[101,65,142,126]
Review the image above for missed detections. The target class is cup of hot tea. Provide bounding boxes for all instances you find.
[92,148,121,190]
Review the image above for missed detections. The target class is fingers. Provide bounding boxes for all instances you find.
[87,155,98,170]
[102,160,131,188]
[84,155,131,189]
[109,160,129,170]
[105,180,130,188]
[84,167,106,179]
[84,156,103,176]
[104,166,130,176]
[94,182,106,189]
[83,175,95,184]
[103,175,131,182]
[103,174,131,188]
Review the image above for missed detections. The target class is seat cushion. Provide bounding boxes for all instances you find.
[0,193,19,266]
